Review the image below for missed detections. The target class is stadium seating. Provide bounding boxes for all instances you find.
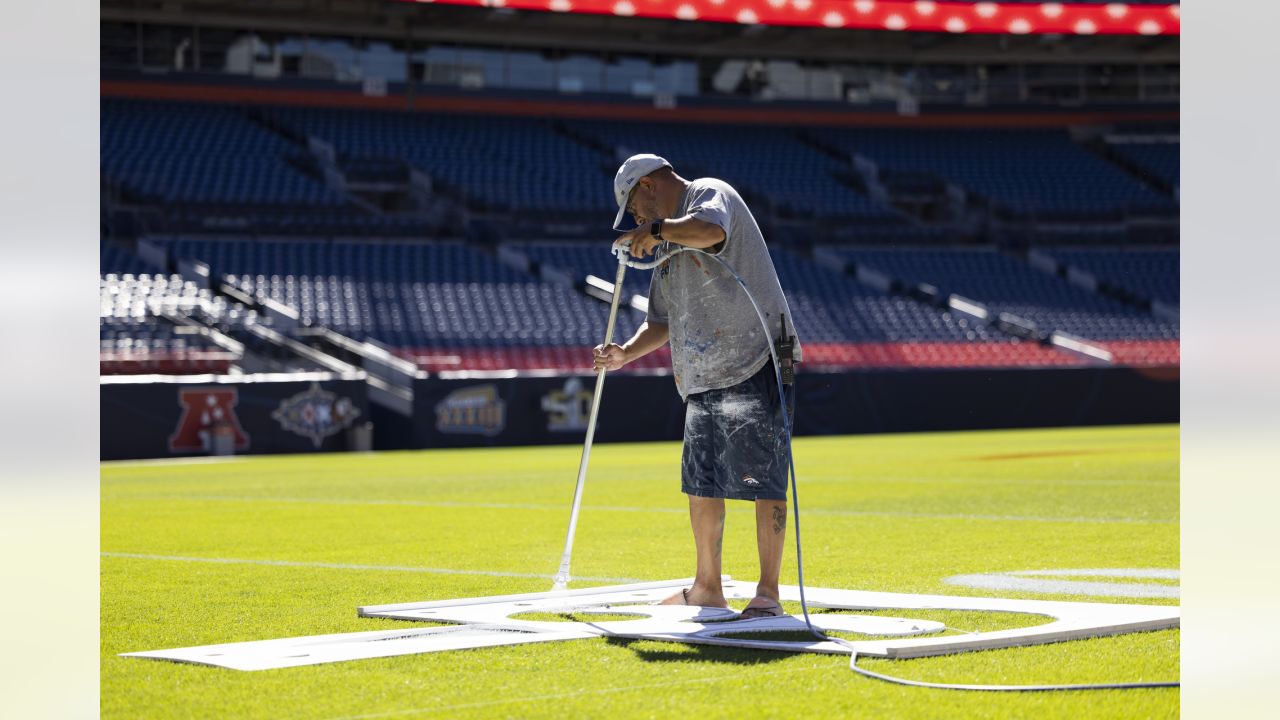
[499,241,1102,368]
[101,239,162,275]
[769,247,1010,344]
[800,341,1086,368]
[826,246,1178,343]
[811,127,1173,218]
[151,237,646,352]
[262,106,616,214]
[101,99,345,207]
[503,241,655,303]
[1044,247,1179,307]
[566,119,900,222]
[99,98,1180,373]
[101,99,1174,230]
[100,272,238,374]
[1094,339,1180,367]
[507,241,1009,343]
[1107,141,1179,191]
[144,235,1124,370]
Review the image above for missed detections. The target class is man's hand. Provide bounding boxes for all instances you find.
[616,224,661,259]
[593,343,628,373]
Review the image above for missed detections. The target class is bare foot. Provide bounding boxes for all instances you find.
[659,586,729,608]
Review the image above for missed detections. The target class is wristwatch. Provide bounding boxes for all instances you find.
[650,220,663,240]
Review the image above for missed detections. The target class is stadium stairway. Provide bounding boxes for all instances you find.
[798,130,978,240]
[100,239,380,379]
[1088,123,1180,199]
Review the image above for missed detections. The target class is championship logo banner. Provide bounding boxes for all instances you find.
[272,382,363,448]
[541,377,594,432]
[435,385,507,436]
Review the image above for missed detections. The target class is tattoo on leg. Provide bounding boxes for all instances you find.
[772,506,786,535]
[714,509,725,560]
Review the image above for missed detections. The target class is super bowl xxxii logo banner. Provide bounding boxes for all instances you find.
[435,384,506,436]
[541,377,594,432]
[168,387,250,453]
[272,383,362,448]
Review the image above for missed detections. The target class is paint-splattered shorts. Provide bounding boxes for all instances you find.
[681,359,794,502]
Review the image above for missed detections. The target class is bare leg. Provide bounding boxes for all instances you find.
[660,495,728,607]
[744,499,787,614]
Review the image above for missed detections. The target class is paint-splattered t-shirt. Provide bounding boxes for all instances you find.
[646,178,802,400]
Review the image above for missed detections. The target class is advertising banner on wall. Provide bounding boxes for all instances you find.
[413,372,687,448]
[101,374,370,460]
[410,366,1177,449]
[101,366,1175,458]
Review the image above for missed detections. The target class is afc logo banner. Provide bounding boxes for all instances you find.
[168,387,250,454]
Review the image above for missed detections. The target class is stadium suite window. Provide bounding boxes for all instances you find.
[138,23,193,71]
[101,21,141,70]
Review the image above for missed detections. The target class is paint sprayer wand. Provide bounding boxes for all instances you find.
[552,246,628,591]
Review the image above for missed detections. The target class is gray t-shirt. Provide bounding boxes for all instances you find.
[646,178,802,400]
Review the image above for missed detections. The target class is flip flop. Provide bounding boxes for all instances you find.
[652,588,692,606]
[738,600,785,620]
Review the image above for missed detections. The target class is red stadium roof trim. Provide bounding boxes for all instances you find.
[400,1,1180,35]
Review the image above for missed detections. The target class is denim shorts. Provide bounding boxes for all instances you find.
[681,358,794,502]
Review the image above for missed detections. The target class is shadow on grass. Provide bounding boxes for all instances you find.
[604,636,792,666]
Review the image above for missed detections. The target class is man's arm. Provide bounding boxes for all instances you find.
[620,215,725,259]
[657,216,725,249]
[593,321,669,372]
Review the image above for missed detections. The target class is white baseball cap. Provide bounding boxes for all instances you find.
[612,154,671,230]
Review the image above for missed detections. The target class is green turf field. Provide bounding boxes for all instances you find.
[101,424,1178,719]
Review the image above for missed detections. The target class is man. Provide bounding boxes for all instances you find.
[593,154,802,619]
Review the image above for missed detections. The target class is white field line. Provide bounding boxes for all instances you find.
[104,493,1178,525]
[101,456,255,467]
[325,663,828,720]
[944,571,1181,599]
[100,552,642,583]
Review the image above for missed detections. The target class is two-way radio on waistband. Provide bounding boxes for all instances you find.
[775,314,796,386]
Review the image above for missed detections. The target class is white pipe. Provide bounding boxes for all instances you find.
[552,254,628,591]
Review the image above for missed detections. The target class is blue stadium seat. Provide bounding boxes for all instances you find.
[1047,247,1179,306]
[826,246,1177,340]
[154,237,643,348]
[812,127,1173,218]
[101,99,346,207]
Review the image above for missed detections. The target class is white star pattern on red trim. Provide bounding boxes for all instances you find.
[404,1,1179,37]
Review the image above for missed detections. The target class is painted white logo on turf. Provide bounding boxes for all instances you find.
[944,568,1179,599]
[122,578,1181,671]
